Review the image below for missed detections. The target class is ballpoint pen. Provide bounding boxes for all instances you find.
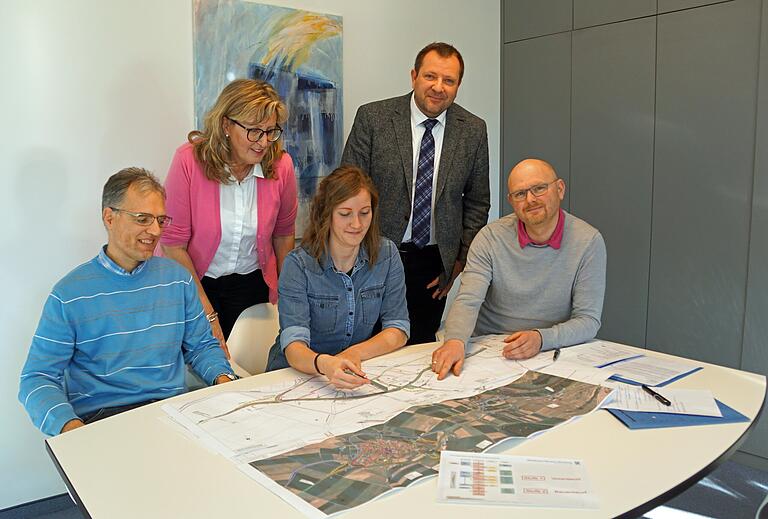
[641,384,671,406]
[553,348,561,362]
[345,370,388,391]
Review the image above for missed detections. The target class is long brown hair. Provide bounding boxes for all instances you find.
[303,166,382,265]
[189,79,288,183]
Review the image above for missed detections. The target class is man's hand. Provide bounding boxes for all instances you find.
[431,339,465,380]
[502,330,542,360]
[319,354,370,390]
[60,419,85,434]
[426,260,464,299]
[214,374,235,385]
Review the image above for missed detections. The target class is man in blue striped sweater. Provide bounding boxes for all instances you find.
[19,168,236,436]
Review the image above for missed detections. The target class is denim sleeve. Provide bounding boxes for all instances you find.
[278,252,311,351]
[378,241,410,338]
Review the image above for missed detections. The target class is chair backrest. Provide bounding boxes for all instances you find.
[227,302,280,376]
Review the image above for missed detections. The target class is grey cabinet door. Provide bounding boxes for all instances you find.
[648,0,760,366]
[658,0,732,13]
[571,17,656,347]
[502,32,572,216]
[503,0,572,43]
[574,0,656,28]
[741,0,768,463]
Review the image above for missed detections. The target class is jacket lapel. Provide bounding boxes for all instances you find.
[435,105,462,202]
[392,94,414,200]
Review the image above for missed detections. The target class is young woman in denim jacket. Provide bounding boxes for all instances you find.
[266,166,410,388]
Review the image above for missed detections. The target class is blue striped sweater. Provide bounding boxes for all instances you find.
[19,248,233,436]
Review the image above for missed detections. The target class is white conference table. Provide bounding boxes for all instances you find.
[46,342,766,519]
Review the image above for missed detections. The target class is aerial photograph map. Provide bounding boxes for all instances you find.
[164,336,612,517]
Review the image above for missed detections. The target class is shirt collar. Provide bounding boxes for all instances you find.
[97,245,148,276]
[225,163,264,183]
[410,93,447,129]
[517,209,565,249]
[322,246,370,273]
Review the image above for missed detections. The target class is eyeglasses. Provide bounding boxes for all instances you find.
[227,117,283,143]
[110,207,173,228]
[508,179,560,202]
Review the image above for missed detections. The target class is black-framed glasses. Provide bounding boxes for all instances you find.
[227,117,283,143]
[508,179,560,202]
[110,207,172,228]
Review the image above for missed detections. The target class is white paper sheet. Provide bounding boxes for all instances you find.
[437,451,598,509]
[602,386,722,417]
[604,355,699,386]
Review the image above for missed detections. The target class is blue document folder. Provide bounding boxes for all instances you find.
[607,400,749,429]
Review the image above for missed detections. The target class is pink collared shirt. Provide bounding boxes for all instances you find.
[517,208,565,249]
[160,142,298,303]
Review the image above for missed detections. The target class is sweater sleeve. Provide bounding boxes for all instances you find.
[273,153,298,237]
[161,146,194,247]
[537,233,607,350]
[18,294,80,436]
[180,274,234,384]
[444,228,494,347]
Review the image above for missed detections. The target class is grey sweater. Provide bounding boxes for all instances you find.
[444,210,607,351]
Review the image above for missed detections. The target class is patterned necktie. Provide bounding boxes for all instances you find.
[412,118,438,248]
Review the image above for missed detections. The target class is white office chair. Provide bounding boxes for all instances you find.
[227,302,281,377]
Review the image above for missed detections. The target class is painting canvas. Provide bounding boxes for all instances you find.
[193,0,343,234]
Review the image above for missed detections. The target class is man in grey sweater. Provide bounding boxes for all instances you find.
[431,159,606,380]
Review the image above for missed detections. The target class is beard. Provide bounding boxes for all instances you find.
[521,202,549,226]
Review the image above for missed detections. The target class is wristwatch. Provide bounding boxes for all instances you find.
[216,373,239,382]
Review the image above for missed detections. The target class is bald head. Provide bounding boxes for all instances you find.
[506,158,565,237]
[507,159,557,193]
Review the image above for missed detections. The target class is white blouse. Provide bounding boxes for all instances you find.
[204,164,263,278]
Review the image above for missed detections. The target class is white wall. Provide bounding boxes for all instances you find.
[0,0,499,508]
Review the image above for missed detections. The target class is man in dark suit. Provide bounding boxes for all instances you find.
[342,42,490,345]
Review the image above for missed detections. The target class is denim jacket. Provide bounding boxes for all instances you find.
[266,238,410,371]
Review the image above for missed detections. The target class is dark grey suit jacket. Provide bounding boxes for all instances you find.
[341,93,490,286]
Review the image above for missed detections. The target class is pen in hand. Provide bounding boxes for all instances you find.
[344,370,388,391]
[641,384,671,406]
[552,349,561,362]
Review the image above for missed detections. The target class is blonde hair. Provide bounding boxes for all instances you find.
[302,166,382,266]
[189,79,288,182]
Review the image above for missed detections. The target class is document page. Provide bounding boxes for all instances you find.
[560,340,643,368]
[437,451,598,509]
[606,355,700,386]
[603,386,722,416]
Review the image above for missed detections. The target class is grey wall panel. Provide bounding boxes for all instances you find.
[741,0,768,463]
[571,18,656,347]
[574,0,656,28]
[658,0,732,13]
[648,0,760,366]
[503,0,572,43]
[502,33,572,216]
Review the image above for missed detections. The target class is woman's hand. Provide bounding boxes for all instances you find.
[209,318,230,359]
[318,354,370,390]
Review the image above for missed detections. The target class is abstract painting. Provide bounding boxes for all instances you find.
[193,0,343,234]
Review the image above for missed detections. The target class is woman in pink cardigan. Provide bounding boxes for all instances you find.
[161,79,297,357]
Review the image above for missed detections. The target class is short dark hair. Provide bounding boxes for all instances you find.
[102,167,165,211]
[302,166,382,265]
[414,42,464,83]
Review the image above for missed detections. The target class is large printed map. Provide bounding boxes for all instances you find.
[163,336,612,517]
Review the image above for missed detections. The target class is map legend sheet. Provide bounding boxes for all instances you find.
[438,451,599,509]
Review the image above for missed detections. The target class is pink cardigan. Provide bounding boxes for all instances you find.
[161,142,297,304]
